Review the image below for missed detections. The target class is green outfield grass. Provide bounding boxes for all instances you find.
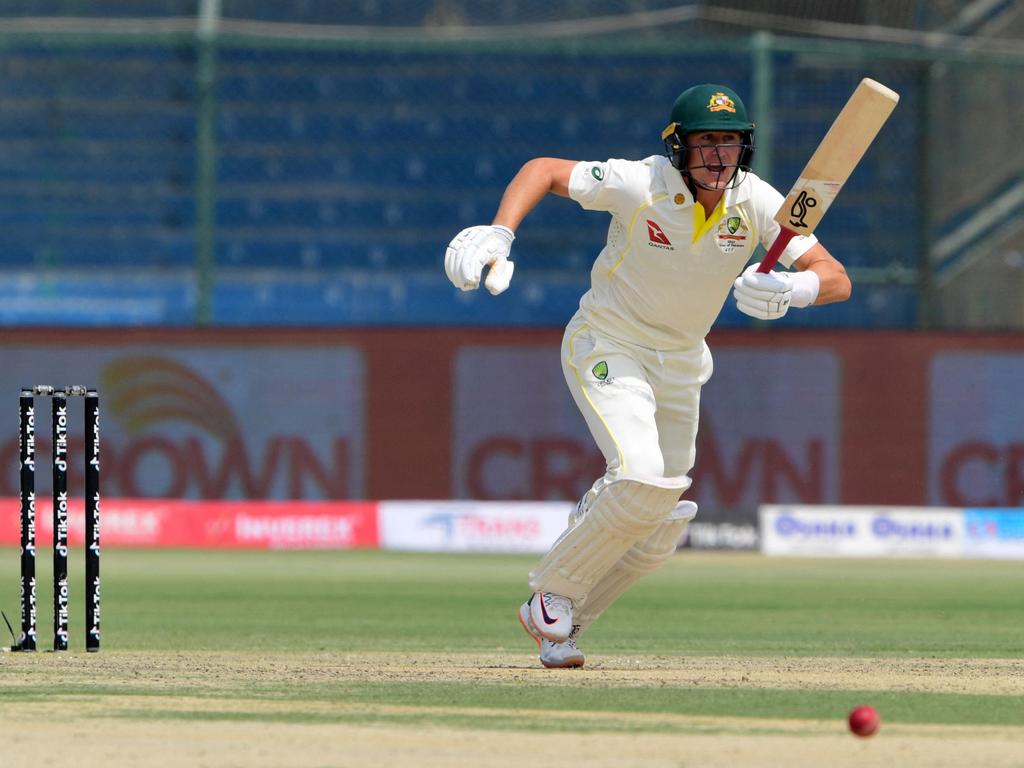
[22,547,1016,657]
[2,547,1023,732]
[4,546,1024,657]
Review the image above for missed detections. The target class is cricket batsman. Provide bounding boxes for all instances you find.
[444,84,851,667]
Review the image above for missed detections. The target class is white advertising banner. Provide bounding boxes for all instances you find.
[930,353,1024,507]
[379,500,571,553]
[452,346,840,506]
[760,505,965,558]
[0,345,365,499]
[963,509,1024,560]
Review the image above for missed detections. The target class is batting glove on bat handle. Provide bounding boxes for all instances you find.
[733,264,819,320]
[444,225,515,294]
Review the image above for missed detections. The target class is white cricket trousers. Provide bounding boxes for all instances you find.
[561,311,713,495]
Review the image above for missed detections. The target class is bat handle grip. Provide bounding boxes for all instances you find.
[756,227,798,273]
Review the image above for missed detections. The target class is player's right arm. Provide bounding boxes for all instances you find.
[492,157,577,231]
[445,158,577,296]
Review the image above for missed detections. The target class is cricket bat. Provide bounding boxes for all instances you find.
[756,78,899,273]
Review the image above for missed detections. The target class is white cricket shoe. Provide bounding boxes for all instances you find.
[518,598,585,669]
[526,590,575,643]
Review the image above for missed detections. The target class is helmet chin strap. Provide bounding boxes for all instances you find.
[682,171,698,197]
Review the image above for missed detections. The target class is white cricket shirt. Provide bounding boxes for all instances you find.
[568,155,817,351]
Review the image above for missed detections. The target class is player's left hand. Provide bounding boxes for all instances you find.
[732,263,794,320]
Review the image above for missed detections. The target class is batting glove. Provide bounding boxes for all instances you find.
[732,264,819,321]
[444,225,516,296]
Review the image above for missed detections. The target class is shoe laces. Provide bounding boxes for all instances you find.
[543,592,574,615]
[566,625,581,648]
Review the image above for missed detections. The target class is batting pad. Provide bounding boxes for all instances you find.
[529,478,688,601]
[575,500,697,635]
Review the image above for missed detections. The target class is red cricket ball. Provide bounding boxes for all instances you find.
[848,705,880,737]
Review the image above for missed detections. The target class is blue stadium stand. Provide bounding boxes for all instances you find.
[0,36,920,327]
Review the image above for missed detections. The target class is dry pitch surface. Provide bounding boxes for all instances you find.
[2,651,1023,767]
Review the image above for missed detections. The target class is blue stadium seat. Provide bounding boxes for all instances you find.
[0,37,919,327]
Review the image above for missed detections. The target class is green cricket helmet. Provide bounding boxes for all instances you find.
[662,84,755,184]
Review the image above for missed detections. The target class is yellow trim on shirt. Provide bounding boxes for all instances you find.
[692,197,726,244]
[607,194,669,276]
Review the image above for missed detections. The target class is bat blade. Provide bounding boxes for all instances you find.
[757,78,899,272]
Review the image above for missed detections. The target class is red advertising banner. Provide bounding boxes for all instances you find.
[0,498,379,549]
[929,353,1024,506]
[0,328,1022,508]
[0,337,364,501]
[452,346,841,506]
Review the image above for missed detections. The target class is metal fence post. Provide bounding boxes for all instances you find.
[195,0,221,325]
[750,30,774,182]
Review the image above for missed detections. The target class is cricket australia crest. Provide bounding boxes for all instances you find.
[715,215,749,255]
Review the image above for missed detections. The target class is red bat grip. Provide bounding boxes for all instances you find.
[756,227,798,273]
